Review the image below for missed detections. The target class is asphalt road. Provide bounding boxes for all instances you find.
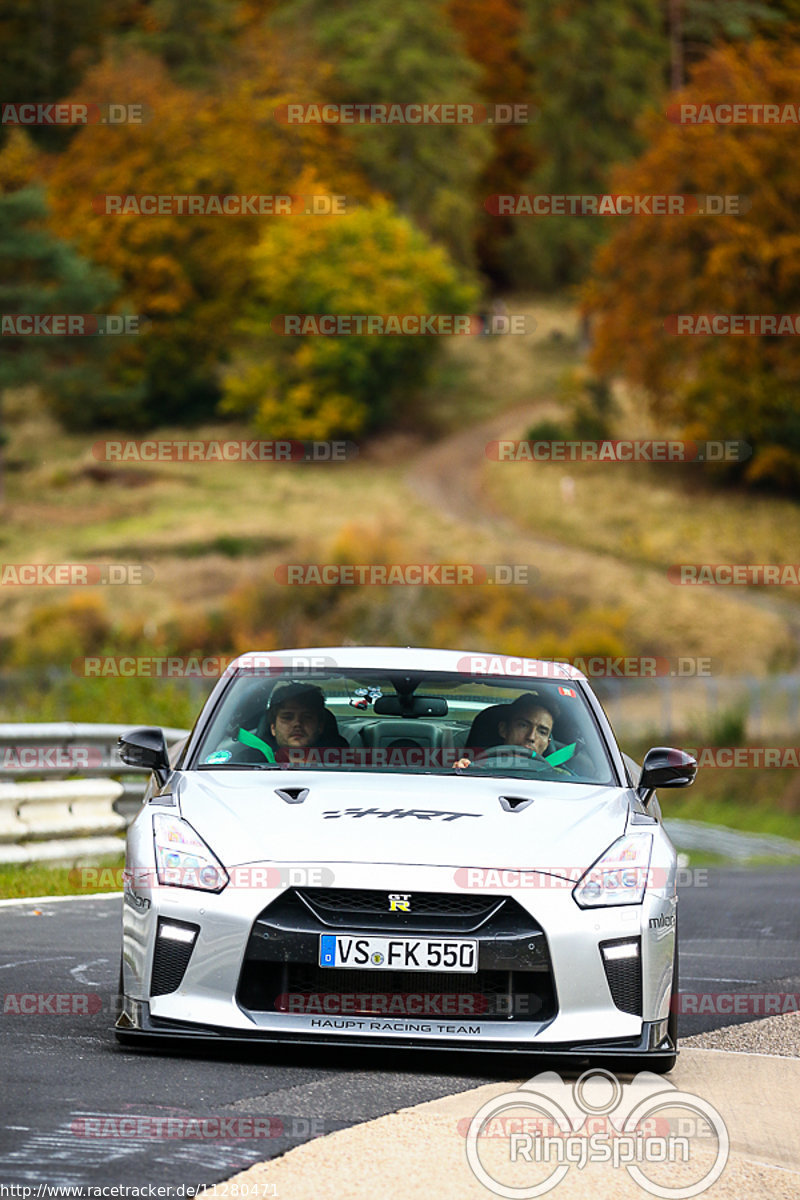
[1,867,798,1192]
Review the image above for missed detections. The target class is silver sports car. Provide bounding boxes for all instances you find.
[116,646,696,1070]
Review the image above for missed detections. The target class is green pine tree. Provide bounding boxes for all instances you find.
[0,187,141,496]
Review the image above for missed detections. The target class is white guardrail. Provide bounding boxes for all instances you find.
[0,723,189,865]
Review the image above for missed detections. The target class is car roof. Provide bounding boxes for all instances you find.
[225,646,587,682]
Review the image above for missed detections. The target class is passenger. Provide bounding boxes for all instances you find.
[233,680,346,763]
[268,681,327,749]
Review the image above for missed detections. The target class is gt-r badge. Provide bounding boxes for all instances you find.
[388,893,411,912]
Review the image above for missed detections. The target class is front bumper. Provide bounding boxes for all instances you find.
[119,867,677,1059]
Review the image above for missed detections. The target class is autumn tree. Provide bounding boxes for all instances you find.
[45,40,364,427]
[668,0,788,88]
[505,0,668,289]
[447,0,538,283]
[585,38,800,491]
[274,0,493,268]
[0,0,120,150]
[222,198,479,439]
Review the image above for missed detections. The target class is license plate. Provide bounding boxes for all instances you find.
[319,934,478,973]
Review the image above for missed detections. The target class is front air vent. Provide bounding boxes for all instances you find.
[498,795,534,813]
[275,787,309,805]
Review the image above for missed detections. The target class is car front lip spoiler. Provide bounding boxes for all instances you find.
[116,1002,674,1062]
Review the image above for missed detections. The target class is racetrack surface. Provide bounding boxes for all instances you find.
[1,867,798,1191]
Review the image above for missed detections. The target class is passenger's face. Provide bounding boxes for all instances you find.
[271,702,324,748]
[499,705,553,756]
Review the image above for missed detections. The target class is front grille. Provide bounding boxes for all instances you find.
[238,963,555,1022]
[150,920,198,997]
[601,942,643,1016]
[295,888,502,931]
[236,889,556,1023]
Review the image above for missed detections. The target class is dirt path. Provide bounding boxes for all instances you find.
[405,403,800,662]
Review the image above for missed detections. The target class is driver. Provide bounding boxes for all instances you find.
[497,693,555,756]
[454,693,556,770]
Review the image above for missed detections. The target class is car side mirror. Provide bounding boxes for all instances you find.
[118,727,171,786]
[638,746,697,807]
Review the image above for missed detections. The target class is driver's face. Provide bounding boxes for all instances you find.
[271,702,324,748]
[499,705,553,756]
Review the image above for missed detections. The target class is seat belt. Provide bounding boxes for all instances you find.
[237,727,276,763]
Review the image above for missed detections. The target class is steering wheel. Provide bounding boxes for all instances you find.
[471,745,577,775]
[472,745,550,769]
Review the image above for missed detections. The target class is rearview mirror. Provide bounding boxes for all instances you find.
[373,695,448,717]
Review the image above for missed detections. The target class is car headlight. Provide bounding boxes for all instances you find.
[152,813,229,892]
[572,834,653,908]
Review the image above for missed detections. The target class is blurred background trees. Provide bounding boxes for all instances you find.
[1,0,799,489]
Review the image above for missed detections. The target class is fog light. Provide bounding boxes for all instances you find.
[602,941,639,961]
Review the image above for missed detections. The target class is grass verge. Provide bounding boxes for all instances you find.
[0,854,124,901]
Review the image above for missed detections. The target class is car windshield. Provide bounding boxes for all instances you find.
[190,667,618,785]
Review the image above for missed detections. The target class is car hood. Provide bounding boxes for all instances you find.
[173,770,635,878]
